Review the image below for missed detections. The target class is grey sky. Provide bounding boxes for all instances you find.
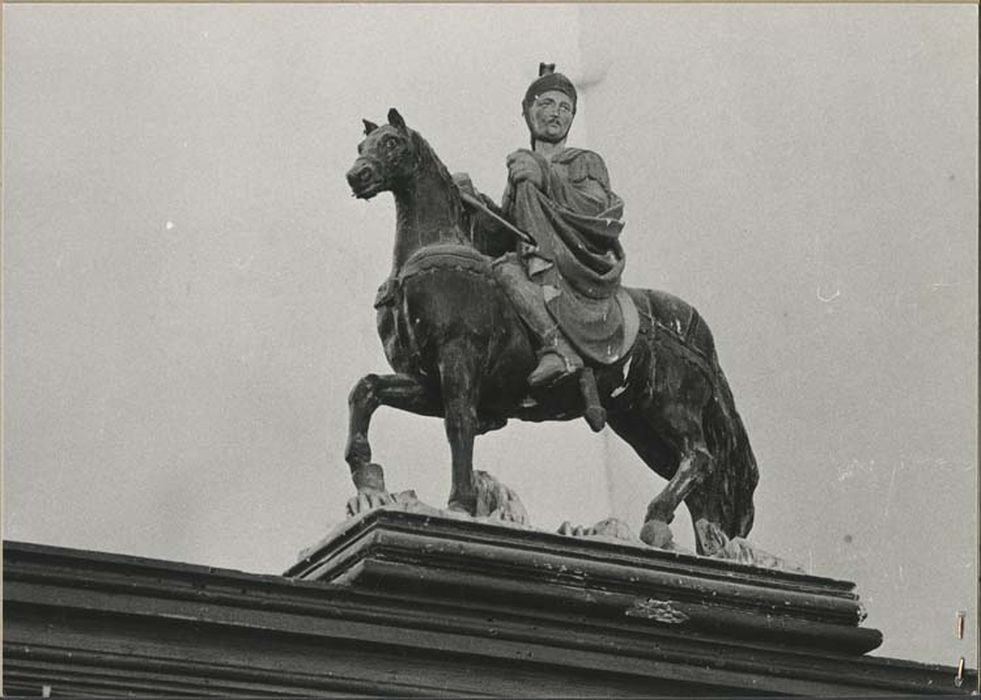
[3,3,977,667]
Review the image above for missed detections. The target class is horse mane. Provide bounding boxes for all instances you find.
[403,126,512,258]
[407,128,463,226]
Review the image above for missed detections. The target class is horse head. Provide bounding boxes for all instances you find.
[346,108,419,200]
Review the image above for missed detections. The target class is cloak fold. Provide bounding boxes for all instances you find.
[508,148,637,364]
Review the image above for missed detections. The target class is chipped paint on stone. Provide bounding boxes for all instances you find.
[625,598,690,624]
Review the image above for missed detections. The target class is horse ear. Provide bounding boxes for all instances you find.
[387,108,406,131]
[362,119,379,136]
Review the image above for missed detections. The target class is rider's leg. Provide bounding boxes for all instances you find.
[491,254,583,387]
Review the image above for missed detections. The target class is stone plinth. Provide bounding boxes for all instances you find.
[289,509,882,656]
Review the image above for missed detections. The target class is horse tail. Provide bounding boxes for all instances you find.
[693,312,759,539]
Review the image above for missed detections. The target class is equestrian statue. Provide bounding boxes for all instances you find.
[342,65,759,556]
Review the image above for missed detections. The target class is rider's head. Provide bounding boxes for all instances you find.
[522,63,577,146]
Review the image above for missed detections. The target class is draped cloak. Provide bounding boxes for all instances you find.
[504,148,638,364]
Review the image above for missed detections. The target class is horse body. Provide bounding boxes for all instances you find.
[345,110,757,551]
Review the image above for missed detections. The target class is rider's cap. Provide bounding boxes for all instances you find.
[522,63,578,115]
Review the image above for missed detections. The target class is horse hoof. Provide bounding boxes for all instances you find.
[640,519,674,548]
[351,463,386,492]
[446,499,476,516]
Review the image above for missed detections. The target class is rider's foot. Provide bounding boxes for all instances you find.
[528,350,583,387]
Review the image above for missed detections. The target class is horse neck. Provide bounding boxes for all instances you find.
[391,158,466,273]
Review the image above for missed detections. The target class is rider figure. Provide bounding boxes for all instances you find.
[489,63,628,388]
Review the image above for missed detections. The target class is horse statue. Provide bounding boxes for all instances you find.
[343,108,758,555]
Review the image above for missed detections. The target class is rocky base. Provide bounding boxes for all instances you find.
[340,469,801,572]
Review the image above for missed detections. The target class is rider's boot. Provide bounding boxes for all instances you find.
[492,255,583,387]
[528,329,584,387]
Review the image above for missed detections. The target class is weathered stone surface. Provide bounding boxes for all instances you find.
[472,469,530,524]
[4,539,976,697]
[291,509,878,656]
[558,516,647,545]
[694,517,805,572]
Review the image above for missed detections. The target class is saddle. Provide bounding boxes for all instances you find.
[388,244,641,367]
[373,244,492,308]
[384,244,640,432]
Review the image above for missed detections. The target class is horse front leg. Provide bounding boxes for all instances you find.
[438,343,481,514]
[344,372,438,515]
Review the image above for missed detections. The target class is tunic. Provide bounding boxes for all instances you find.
[503,148,637,364]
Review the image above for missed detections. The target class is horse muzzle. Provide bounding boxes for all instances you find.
[346,160,384,200]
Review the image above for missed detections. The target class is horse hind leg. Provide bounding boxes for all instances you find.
[606,411,678,484]
[608,400,716,551]
[644,425,712,523]
[606,411,678,546]
[641,404,716,552]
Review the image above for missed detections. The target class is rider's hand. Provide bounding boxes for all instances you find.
[507,150,544,189]
[451,172,477,198]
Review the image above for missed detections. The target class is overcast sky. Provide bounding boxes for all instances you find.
[3,3,977,667]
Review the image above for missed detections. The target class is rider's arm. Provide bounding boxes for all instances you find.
[453,172,521,257]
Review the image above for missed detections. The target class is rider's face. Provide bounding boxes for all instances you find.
[528,90,574,144]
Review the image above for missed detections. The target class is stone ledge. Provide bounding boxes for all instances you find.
[4,538,975,696]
